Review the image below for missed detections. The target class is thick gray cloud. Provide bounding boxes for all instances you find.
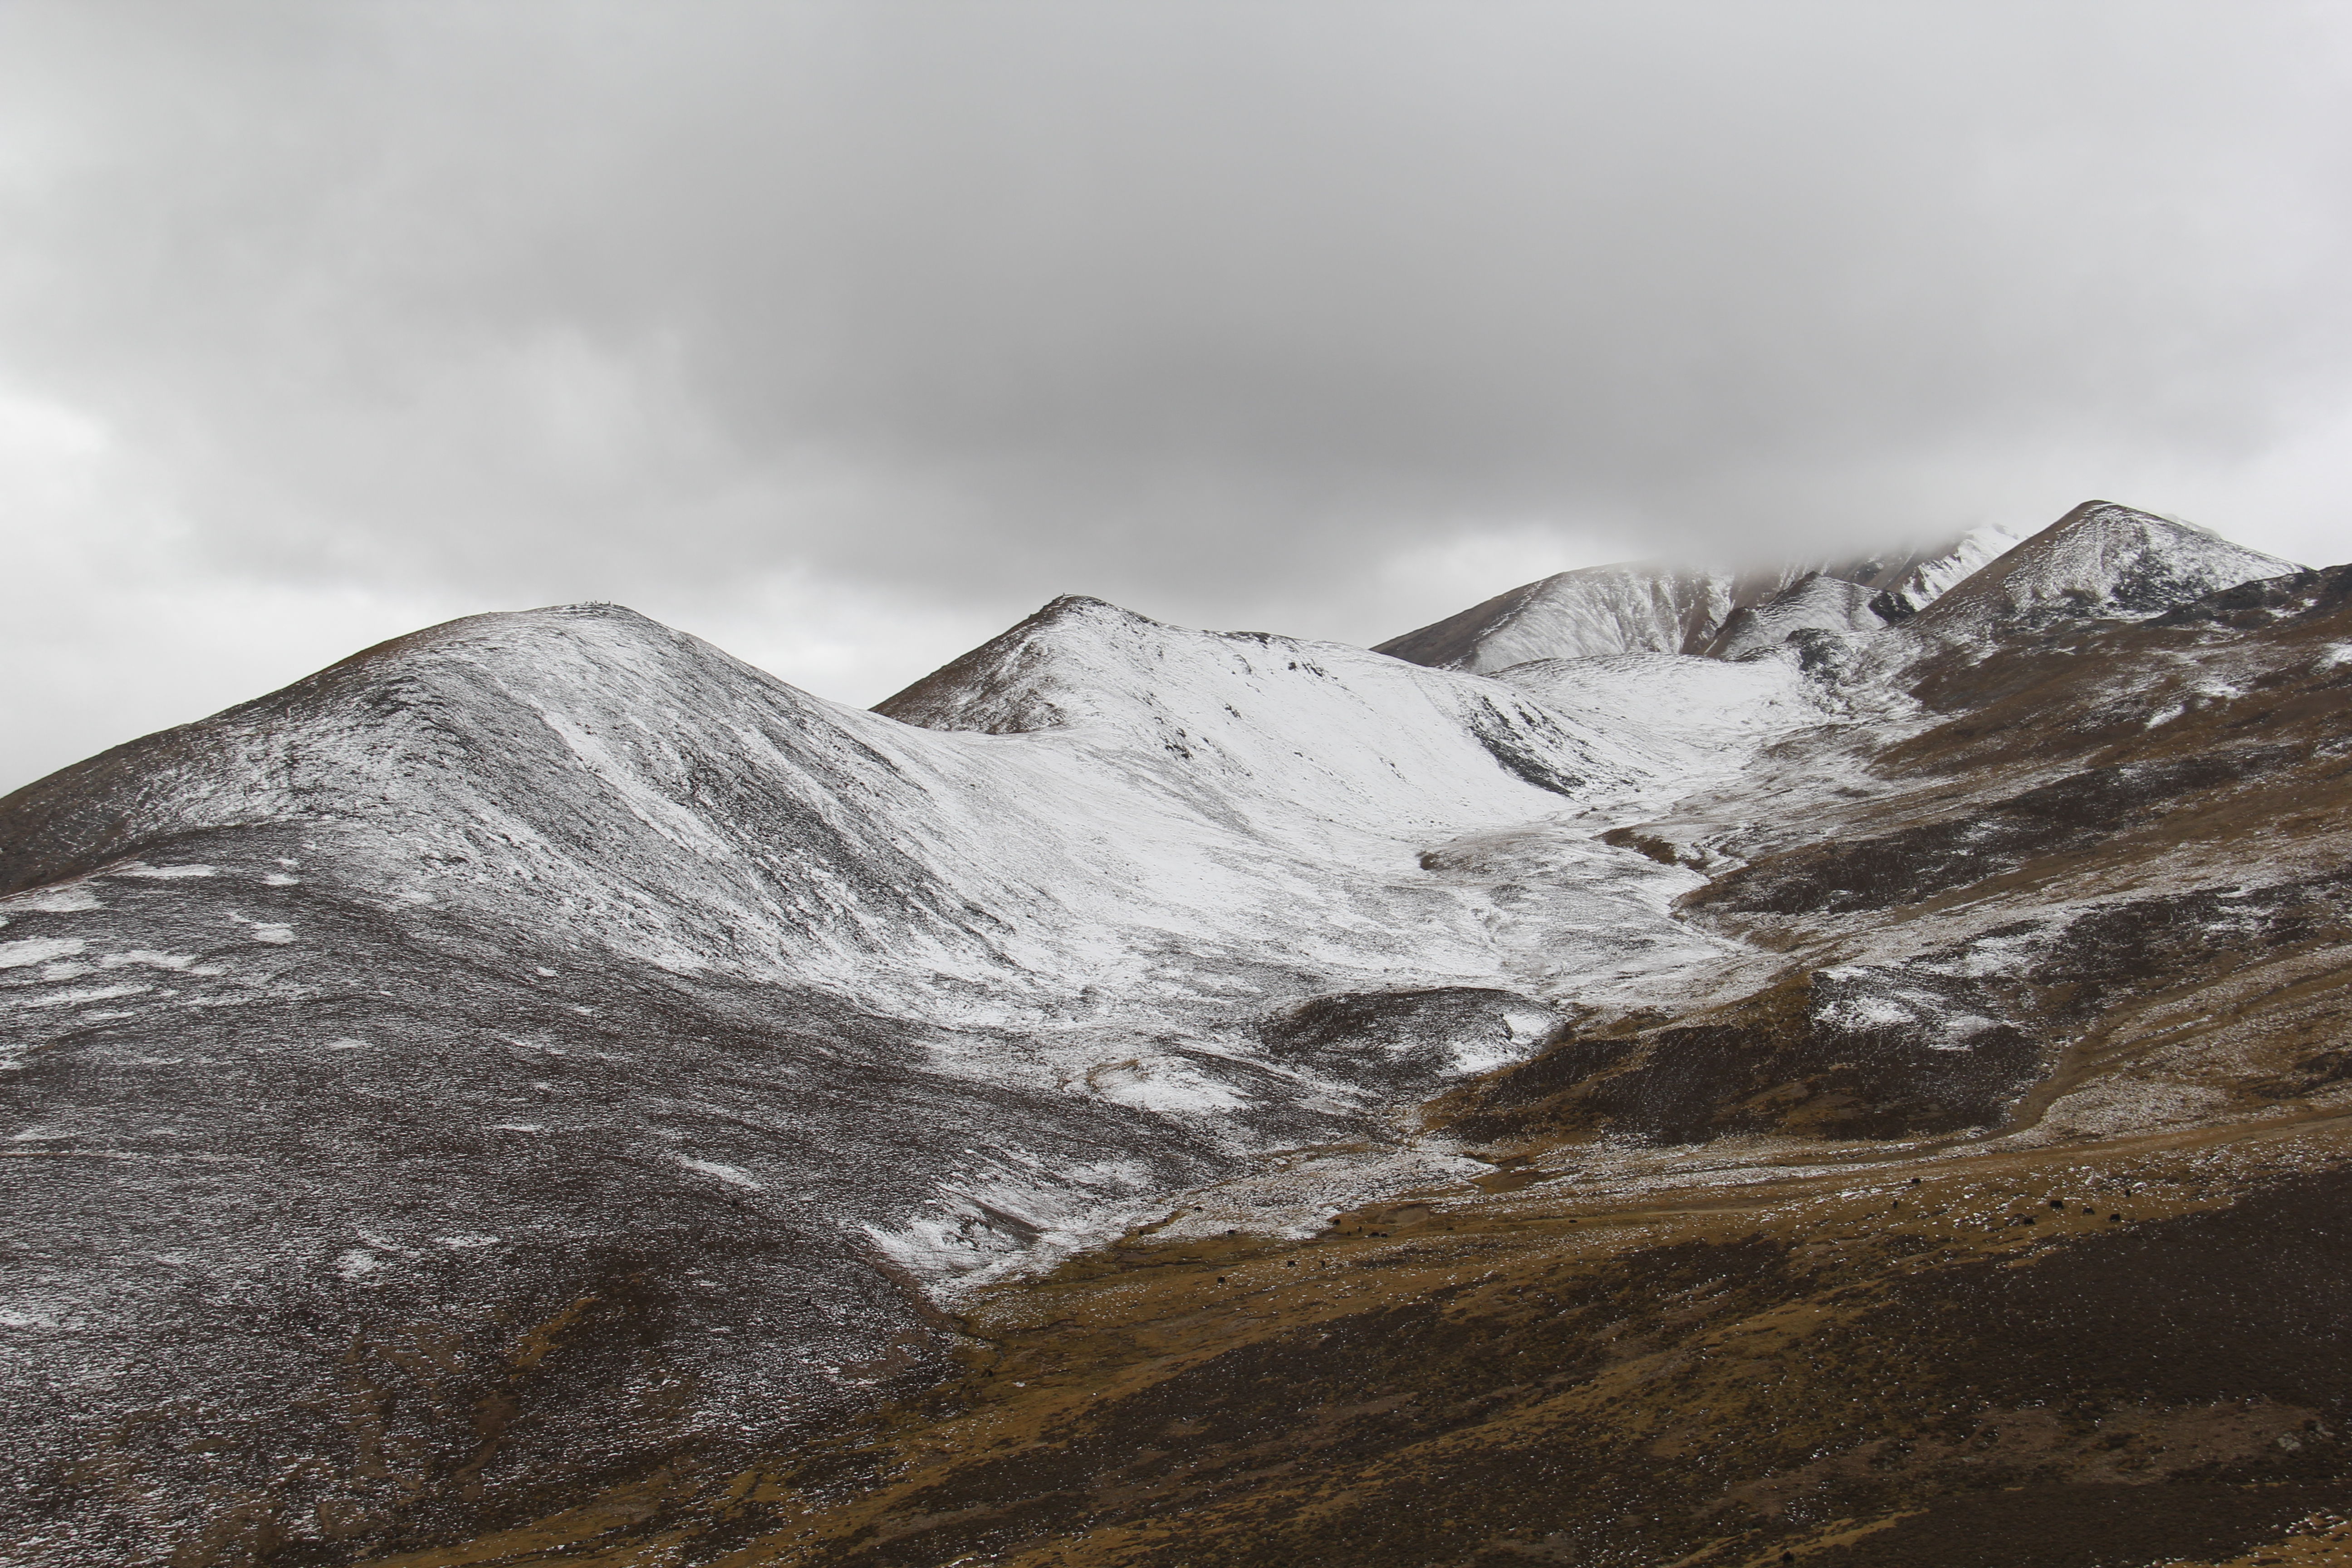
[4,2,2350,788]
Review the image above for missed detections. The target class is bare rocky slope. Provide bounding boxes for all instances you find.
[3,500,2346,1568]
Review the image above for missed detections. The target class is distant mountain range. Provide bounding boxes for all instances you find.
[1372,501,2289,670]
[4,500,2343,1568]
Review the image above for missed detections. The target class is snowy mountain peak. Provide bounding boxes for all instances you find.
[321,599,691,681]
[873,593,1172,735]
[1907,499,2303,640]
[1372,503,2297,676]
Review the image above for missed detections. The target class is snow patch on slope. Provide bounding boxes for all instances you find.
[1372,565,1749,673]
[1704,574,1885,661]
[1494,652,1841,784]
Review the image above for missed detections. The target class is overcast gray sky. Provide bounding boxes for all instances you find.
[4,1,2350,790]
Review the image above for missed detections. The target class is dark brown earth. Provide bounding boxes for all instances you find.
[320,569,2352,1567]
[346,1119,2352,1568]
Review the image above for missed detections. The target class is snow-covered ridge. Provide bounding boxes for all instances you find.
[0,592,1852,1368]
[1372,564,1758,673]
[1373,525,2023,673]
[4,595,1824,1060]
[872,593,1656,837]
[1373,502,2297,679]
[1906,501,2302,641]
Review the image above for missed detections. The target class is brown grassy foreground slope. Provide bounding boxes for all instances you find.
[354,1122,2352,1568]
[359,566,2352,1568]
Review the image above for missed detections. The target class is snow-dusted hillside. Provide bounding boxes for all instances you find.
[1371,563,1759,672]
[1496,651,1838,779]
[1373,526,2023,673]
[1702,572,1884,660]
[0,495,2318,1567]
[1,588,1872,1563]
[1906,501,2301,641]
[4,600,1735,1029]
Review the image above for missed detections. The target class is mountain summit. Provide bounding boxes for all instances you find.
[1907,499,2300,637]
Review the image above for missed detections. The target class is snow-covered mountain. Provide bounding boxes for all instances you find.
[1904,500,2300,640]
[0,497,2327,1567]
[0,586,1842,1563]
[1376,502,2296,683]
[1373,524,2024,672]
[1372,562,1765,672]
